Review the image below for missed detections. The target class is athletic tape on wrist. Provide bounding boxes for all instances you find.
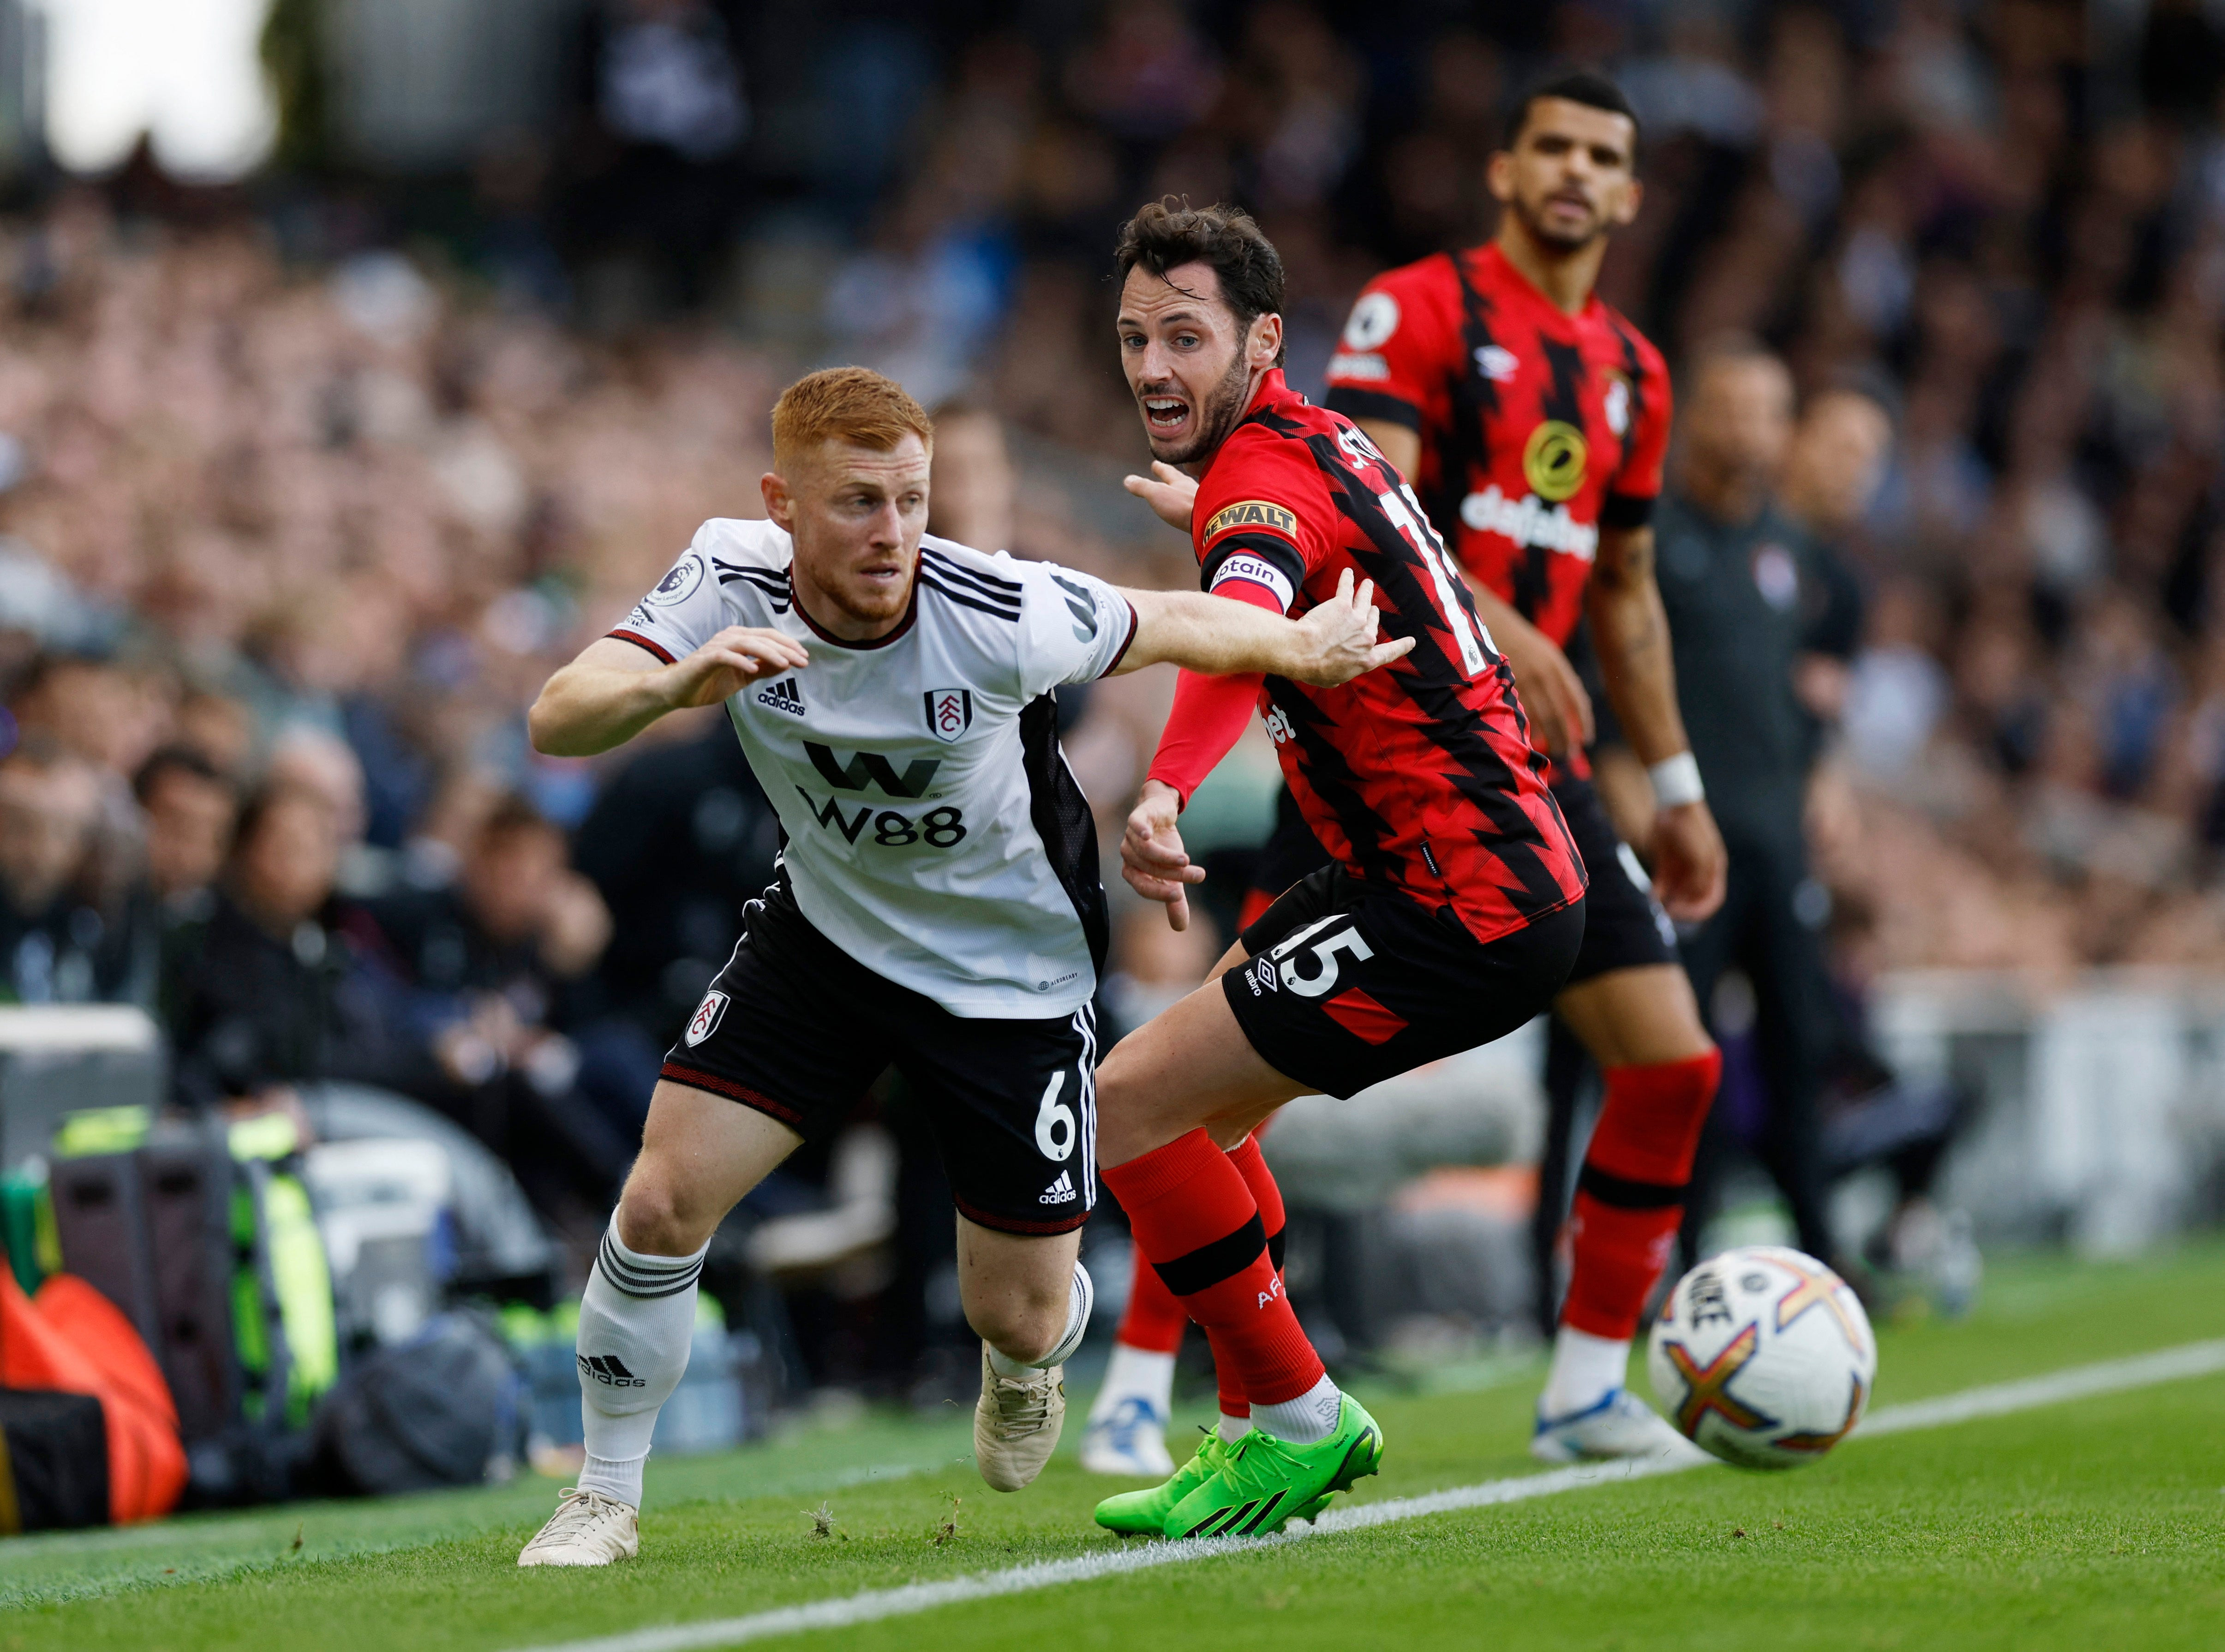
[1647,751,1705,809]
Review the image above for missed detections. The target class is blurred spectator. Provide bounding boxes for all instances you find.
[571,718,780,1052]
[927,401,1017,553]
[162,783,422,1112]
[1781,383,1896,727]
[134,747,238,918]
[0,742,142,1004]
[564,0,751,311]
[346,794,631,1213]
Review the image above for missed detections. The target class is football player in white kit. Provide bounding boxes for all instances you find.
[514,367,1410,1566]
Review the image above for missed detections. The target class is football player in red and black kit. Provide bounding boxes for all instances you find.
[1322,72,1728,1462]
[1085,200,1589,1538]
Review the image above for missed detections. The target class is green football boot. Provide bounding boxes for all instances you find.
[1161,1394,1383,1540]
[1094,1425,1335,1537]
[1094,1427,1226,1535]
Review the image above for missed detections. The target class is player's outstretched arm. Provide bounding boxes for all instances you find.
[1112,569,1414,685]
[1586,525,1727,921]
[529,629,808,757]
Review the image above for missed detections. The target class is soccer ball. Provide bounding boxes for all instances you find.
[1646,1245,1876,1470]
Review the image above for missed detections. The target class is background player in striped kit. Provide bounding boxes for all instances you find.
[1322,73,1727,1462]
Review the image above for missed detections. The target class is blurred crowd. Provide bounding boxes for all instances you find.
[774,0,2225,980]
[0,2,2221,1335]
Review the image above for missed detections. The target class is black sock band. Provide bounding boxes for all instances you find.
[1152,1213,1268,1298]
[1576,1164,1688,1211]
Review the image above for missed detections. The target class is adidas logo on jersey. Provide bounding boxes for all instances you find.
[1039,1171,1077,1205]
[577,1354,646,1388]
[756,677,805,715]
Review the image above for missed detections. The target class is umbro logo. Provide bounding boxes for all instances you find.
[578,1353,646,1388]
[1039,1171,1077,1205]
[1475,344,1519,383]
[1245,957,1279,997]
[756,677,805,716]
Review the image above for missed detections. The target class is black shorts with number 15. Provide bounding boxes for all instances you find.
[1223,865,1584,1099]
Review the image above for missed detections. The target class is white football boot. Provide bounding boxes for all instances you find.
[1530,1389,1710,1466]
[1080,1392,1176,1477]
[974,1345,1066,1491]
[517,1487,641,1567]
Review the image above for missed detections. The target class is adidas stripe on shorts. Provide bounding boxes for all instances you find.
[660,874,1099,1236]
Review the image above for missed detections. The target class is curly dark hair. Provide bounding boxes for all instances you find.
[1112,198,1287,367]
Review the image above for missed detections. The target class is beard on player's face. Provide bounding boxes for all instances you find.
[1136,332,1256,466]
[1509,179,1608,252]
[786,438,928,629]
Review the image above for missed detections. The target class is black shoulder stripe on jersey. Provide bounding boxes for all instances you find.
[721,570,792,597]
[919,571,1023,621]
[720,568,793,611]
[1322,386,1422,431]
[919,565,1023,614]
[920,547,1024,596]
[1202,533,1306,598]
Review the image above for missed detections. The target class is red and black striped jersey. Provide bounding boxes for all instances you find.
[1192,370,1586,946]
[1323,242,1671,651]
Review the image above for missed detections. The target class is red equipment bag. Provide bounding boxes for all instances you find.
[0,1268,186,1523]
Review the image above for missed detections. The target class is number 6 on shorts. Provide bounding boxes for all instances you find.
[1035,1071,1077,1161]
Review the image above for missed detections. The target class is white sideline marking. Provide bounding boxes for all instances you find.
[510,1338,2225,1652]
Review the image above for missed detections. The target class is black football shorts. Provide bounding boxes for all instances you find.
[1551,773,1680,986]
[661,878,1098,1235]
[1223,865,1585,1100]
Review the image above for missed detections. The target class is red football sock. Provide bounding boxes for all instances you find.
[1104,1130,1324,1407]
[1226,1131,1286,1263]
[1114,1245,1188,1356]
[1561,1050,1723,1341]
[1205,1131,1288,1416]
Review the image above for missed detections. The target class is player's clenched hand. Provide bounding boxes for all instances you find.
[1122,778,1206,930]
[661,626,809,709]
[1123,461,1199,533]
[1648,799,1728,922]
[1289,569,1416,685]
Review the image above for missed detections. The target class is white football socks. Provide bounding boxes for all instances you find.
[1542,1326,1631,1419]
[574,1220,708,1509]
[1088,1340,1176,1427]
[1252,1374,1341,1445]
[1218,1411,1253,1442]
[987,1261,1093,1376]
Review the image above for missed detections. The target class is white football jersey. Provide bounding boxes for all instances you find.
[610,518,1137,1019]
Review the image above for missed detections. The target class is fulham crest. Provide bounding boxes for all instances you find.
[684,988,729,1047]
[923,687,974,743]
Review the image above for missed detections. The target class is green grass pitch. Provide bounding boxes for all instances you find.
[5,1241,2223,1652]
